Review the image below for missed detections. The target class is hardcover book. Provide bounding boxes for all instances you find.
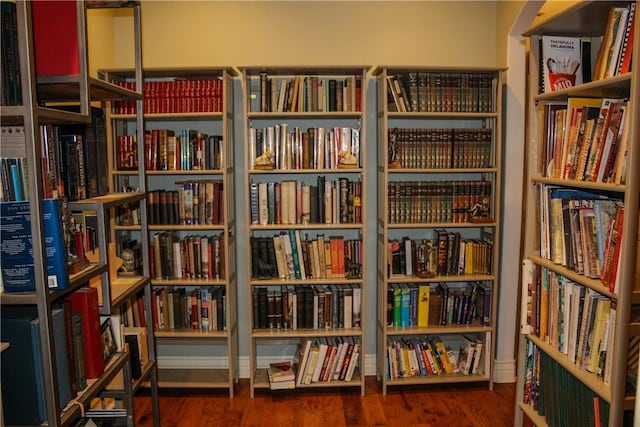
[0,306,47,425]
[66,287,105,379]
[0,199,69,292]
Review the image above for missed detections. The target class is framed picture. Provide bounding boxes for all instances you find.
[100,317,117,363]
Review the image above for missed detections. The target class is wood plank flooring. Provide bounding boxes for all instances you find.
[133,377,516,426]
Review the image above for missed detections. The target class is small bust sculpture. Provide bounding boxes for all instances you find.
[119,248,137,276]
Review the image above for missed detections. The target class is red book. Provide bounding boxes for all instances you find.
[32,1,79,76]
[151,290,159,330]
[136,295,147,327]
[65,287,105,379]
[605,204,625,292]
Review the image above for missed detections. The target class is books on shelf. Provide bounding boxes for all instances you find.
[111,78,224,114]
[66,287,105,379]
[252,285,360,330]
[386,334,482,379]
[253,73,362,113]
[386,71,496,113]
[0,307,47,425]
[267,361,296,389]
[0,199,69,292]
[593,3,636,80]
[1,0,21,106]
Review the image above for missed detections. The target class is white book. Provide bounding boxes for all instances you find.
[258,182,268,225]
[343,288,353,329]
[311,340,328,382]
[344,343,360,381]
[281,232,295,279]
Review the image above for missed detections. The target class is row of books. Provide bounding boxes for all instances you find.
[40,109,110,201]
[0,1,21,106]
[147,180,224,226]
[1,199,70,292]
[111,78,225,114]
[593,3,636,81]
[250,177,363,226]
[386,335,484,379]
[0,156,27,201]
[543,97,629,185]
[1,126,28,202]
[1,287,105,424]
[151,286,226,331]
[294,337,361,386]
[150,232,225,281]
[388,127,493,169]
[254,73,363,113]
[252,285,361,330]
[387,180,492,224]
[386,282,491,329]
[115,134,138,170]
[386,72,496,113]
[249,125,361,170]
[143,129,223,171]
[521,263,616,385]
[388,232,494,278]
[540,185,624,291]
[250,233,362,280]
[522,341,611,426]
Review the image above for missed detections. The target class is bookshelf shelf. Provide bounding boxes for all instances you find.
[102,66,239,396]
[386,372,490,386]
[384,324,493,335]
[530,176,625,193]
[515,2,639,426]
[154,368,230,388]
[241,65,369,397]
[526,335,611,402]
[527,255,615,299]
[149,278,227,286]
[249,277,363,286]
[251,328,363,339]
[154,329,229,339]
[375,66,504,395]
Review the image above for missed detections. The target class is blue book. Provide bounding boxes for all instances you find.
[0,306,47,425]
[0,199,69,292]
[52,307,73,409]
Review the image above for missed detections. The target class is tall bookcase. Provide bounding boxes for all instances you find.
[101,67,239,395]
[515,2,640,426]
[0,1,157,425]
[240,66,368,397]
[374,66,504,394]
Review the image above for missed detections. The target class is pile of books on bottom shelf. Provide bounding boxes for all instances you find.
[267,361,296,390]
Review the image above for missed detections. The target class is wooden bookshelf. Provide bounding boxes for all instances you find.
[515,2,640,426]
[101,66,239,396]
[240,66,369,397]
[374,66,505,394]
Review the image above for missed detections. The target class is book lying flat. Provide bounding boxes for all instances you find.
[268,361,295,382]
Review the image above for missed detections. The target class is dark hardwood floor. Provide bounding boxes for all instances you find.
[133,377,516,426]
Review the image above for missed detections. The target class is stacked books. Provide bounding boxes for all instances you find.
[267,361,295,390]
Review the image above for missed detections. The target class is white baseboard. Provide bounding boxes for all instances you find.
[157,354,378,378]
[492,358,517,383]
[157,354,514,383]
